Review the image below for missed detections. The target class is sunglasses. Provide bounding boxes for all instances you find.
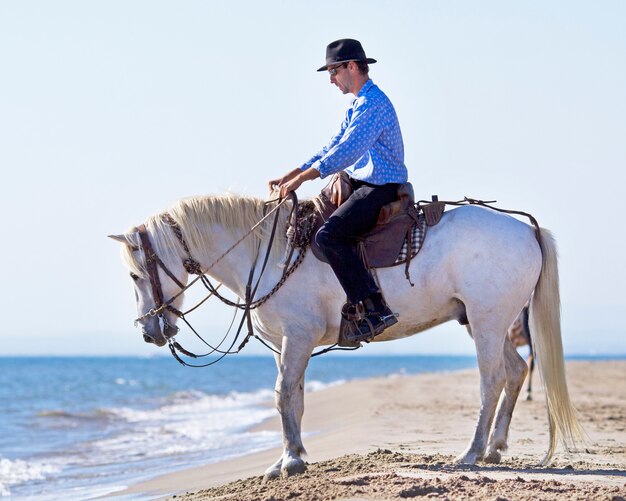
[328,63,347,76]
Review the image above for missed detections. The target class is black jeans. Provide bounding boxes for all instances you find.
[315,179,400,304]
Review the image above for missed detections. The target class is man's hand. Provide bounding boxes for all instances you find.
[268,168,301,193]
[268,167,321,198]
[267,177,284,192]
[278,176,304,198]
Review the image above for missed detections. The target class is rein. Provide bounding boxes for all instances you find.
[135,195,290,323]
[135,193,350,367]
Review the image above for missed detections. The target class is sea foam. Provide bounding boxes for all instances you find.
[0,457,59,497]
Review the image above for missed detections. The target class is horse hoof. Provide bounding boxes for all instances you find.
[454,452,479,465]
[281,458,307,478]
[484,450,502,464]
[526,394,532,401]
[263,471,279,483]
[263,462,282,483]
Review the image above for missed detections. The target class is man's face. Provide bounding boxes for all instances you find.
[328,62,352,95]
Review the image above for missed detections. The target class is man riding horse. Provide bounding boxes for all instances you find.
[269,39,408,343]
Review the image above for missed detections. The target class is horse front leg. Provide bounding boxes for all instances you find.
[264,336,312,481]
[456,329,507,464]
[264,354,288,481]
[484,337,528,463]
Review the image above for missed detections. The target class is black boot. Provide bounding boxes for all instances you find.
[346,293,398,343]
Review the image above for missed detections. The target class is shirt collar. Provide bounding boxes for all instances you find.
[356,79,374,99]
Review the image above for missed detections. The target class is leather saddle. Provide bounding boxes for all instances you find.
[309,172,420,268]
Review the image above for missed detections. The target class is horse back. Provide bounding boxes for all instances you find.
[416,205,543,302]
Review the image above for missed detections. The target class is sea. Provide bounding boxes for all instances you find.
[0,353,615,500]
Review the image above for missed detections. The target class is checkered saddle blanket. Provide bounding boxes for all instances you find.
[393,213,427,265]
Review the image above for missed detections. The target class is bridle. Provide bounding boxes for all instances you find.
[134,222,185,334]
[132,193,360,366]
[133,195,291,325]
[135,193,310,367]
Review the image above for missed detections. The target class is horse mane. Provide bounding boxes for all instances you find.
[121,193,295,278]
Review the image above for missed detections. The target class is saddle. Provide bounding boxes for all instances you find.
[309,171,439,269]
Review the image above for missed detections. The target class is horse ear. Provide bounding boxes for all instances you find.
[109,233,140,251]
[108,234,130,245]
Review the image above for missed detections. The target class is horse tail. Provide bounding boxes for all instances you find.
[530,228,585,465]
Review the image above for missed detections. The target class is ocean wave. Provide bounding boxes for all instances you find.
[20,379,350,495]
[56,387,276,466]
[0,457,59,496]
[109,380,345,425]
[305,379,346,392]
[37,408,119,425]
[114,378,139,386]
[109,388,275,423]
[91,425,280,463]
[82,381,346,464]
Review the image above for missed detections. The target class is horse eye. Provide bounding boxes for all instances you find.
[129,272,140,281]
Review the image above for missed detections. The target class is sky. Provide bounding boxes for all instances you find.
[0,1,624,356]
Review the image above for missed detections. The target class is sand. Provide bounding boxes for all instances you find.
[121,360,626,500]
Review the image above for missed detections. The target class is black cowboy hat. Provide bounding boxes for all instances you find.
[317,39,377,72]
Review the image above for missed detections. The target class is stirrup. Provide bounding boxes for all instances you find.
[345,311,398,344]
[338,302,364,347]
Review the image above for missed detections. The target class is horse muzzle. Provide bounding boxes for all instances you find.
[139,314,178,347]
[142,328,167,347]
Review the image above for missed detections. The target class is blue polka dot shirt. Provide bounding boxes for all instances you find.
[299,80,408,185]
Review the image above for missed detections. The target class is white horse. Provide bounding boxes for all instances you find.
[110,193,583,480]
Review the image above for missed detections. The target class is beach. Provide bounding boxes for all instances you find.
[121,360,626,500]
[0,355,480,499]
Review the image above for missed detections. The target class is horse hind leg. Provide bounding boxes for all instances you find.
[522,306,534,401]
[456,326,507,464]
[526,353,535,401]
[484,337,528,463]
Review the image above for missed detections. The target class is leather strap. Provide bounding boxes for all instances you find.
[137,224,185,313]
[137,224,165,309]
